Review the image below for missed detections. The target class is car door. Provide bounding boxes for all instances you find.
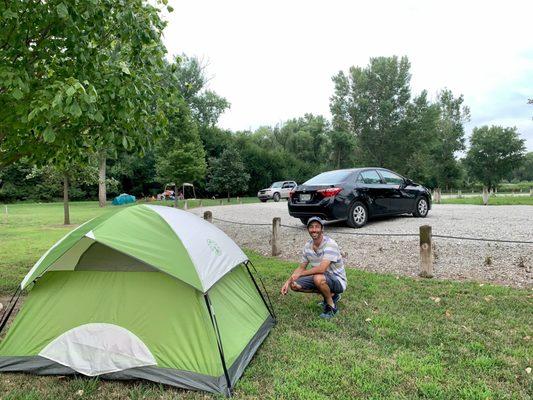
[357,170,389,215]
[377,169,413,212]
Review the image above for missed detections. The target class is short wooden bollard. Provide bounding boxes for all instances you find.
[183,200,188,210]
[219,199,223,205]
[530,188,533,197]
[272,217,281,256]
[419,225,433,278]
[203,211,212,223]
[3,205,7,224]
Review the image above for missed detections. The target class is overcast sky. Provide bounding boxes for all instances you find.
[162,0,533,151]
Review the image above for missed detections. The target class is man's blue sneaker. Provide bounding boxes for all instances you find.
[318,293,342,308]
[319,304,338,319]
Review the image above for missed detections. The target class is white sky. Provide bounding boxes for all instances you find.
[162,0,533,151]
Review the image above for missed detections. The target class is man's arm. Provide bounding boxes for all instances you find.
[281,262,307,295]
[297,259,331,277]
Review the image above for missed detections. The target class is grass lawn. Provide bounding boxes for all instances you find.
[0,202,531,399]
[440,196,533,206]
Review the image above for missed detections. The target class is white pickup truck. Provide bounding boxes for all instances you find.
[257,181,297,202]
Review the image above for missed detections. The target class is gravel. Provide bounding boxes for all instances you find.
[191,202,533,289]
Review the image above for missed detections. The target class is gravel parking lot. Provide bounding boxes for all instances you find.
[191,202,533,288]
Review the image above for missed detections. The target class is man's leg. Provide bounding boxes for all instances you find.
[290,276,317,293]
[313,274,334,307]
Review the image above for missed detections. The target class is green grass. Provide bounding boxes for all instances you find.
[0,201,532,399]
[440,196,533,206]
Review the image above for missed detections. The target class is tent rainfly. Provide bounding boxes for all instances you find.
[0,205,275,396]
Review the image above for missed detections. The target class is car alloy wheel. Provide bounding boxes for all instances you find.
[347,201,368,228]
[413,197,428,217]
[273,193,280,202]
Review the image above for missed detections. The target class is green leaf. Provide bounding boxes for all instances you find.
[93,111,104,123]
[3,9,18,19]
[122,136,129,149]
[119,62,131,75]
[65,85,76,97]
[43,127,56,143]
[167,6,174,12]
[12,88,23,100]
[69,101,82,117]
[56,3,69,19]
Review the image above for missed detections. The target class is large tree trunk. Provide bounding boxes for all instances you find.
[433,187,441,204]
[98,150,106,207]
[63,173,70,225]
[482,186,489,205]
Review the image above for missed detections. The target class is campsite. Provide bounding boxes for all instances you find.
[1,1,532,399]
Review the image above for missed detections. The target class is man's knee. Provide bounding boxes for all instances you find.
[290,281,302,292]
[313,274,326,285]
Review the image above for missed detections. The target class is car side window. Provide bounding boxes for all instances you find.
[359,170,382,184]
[379,170,404,185]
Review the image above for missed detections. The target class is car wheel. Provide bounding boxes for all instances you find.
[413,197,429,218]
[260,199,267,203]
[347,201,368,228]
[299,217,309,225]
[273,193,281,202]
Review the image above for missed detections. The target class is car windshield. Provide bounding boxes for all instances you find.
[270,182,283,188]
[304,170,353,185]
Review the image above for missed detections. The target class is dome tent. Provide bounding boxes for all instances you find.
[0,205,275,396]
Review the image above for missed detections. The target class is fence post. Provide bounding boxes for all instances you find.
[419,225,433,278]
[272,217,281,256]
[219,199,223,206]
[203,211,212,223]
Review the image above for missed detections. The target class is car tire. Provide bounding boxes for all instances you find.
[413,197,429,218]
[273,193,281,202]
[299,217,309,225]
[260,199,267,203]
[347,201,368,228]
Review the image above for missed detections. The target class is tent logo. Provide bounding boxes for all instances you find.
[207,239,221,256]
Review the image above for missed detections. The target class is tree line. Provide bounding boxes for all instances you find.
[1,2,530,223]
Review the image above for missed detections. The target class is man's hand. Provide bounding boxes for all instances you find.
[280,280,290,295]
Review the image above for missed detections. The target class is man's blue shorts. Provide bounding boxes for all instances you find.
[294,274,344,294]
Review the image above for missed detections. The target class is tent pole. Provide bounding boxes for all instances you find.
[0,286,21,334]
[244,261,277,320]
[204,293,233,397]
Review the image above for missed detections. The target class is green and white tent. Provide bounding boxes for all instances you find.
[0,205,275,396]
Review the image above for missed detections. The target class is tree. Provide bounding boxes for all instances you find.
[465,126,526,204]
[0,0,172,218]
[155,100,206,208]
[428,89,470,200]
[330,56,412,167]
[207,147,250,201]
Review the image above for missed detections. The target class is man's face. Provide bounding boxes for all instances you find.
[307,221,323,240]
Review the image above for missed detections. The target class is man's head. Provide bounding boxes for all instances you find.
[307,216,324,240]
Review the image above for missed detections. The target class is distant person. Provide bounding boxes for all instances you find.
[280,217,347,319]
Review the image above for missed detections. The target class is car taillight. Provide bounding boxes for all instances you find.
[317,187,342,198]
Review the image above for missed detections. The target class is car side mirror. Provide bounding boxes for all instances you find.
[404,179,414,186]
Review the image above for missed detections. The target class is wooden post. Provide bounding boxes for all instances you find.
[3,205,7,224]
[272,217,281,256]
[183,200,188,210]
[203,211,212,223]
[530,188,533,197]
[219,199,223,206]
[419,225,433,278]
[482,187,489,205]
[458,190,462,198]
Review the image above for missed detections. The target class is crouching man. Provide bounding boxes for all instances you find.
[281,217,347,319]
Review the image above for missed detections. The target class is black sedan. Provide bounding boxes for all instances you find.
[288,168,431,228]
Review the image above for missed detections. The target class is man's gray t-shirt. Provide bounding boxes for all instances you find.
[300,235,347,290]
